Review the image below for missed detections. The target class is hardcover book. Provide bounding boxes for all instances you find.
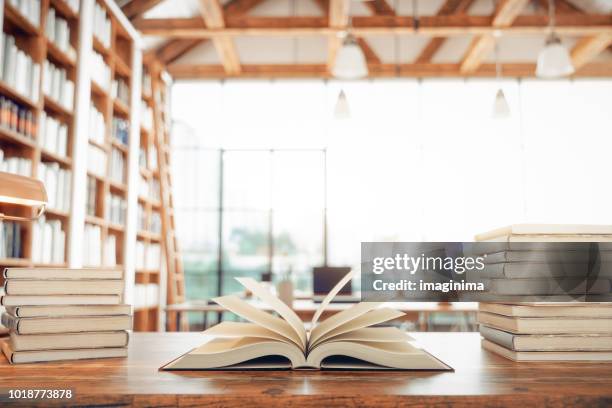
[162,272,451,371]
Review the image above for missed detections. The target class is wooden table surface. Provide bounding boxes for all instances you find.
[1,332,612,407]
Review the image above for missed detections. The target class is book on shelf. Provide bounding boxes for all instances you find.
[7,0,42,27]
[0,294,121,306]
[9,330,129,351]
[112,78,130,106]
[0,96,36,138]
[5,304,131,318]
[3,279,124,296]
[1,33,41,101]
[106,194,126,225]
[1,341,127,364]
[112,117,129,145]
[104,235,117,267]
[1,313,131,334]
[0,149,32,176]
[88,102,105,144]
[0,220,23,258]
[109,147,125,184]
[87,144,107,177]
[86,175,97,216]
[477,311,612,334]
[134,283,159,309]
[37,162,71,212]
[91,50,110,89]
[92,2,111,48]
[83,224,102,266]
[39,111,68,157]
[135,241,159,270]
[32,216,65,264]
[480,325,612,352]
[481,338,612,361]
[45,6,75,58]
[42,60,74,110]
[162,271,451,371]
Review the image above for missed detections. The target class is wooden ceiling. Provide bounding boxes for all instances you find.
[122,0,612,79]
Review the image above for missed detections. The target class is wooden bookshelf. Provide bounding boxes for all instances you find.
[0,0,79,276]
[0,0,142,316]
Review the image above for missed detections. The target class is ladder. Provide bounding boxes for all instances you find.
[150,64,186,331]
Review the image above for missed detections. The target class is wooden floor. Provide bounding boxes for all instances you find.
[1,332,612,407]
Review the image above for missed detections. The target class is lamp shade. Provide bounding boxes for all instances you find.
[332,35,368,80]
[492,89,511,118]
[334,90,351,119]
[536,34,574,78]
[0,171,47,220]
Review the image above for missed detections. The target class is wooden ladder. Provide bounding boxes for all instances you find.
[150,64,187,331]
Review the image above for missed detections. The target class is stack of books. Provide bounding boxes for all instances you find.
[475,224,612,361]
[0,268,131,364]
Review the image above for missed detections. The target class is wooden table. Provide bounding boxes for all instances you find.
[166,300,478,331]
[1,333,611,407]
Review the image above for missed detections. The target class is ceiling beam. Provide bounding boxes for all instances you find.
[121,0,164,20]
[167,62,612,79]
[571,33,612,70]
[363,0,394,16]
[198,0,241,75]
[327,0,349,72]
[151,0,265,66]
[312,0,385,67]
[460,0,529,73]
[135,14,612,37]
[415,0,474,64]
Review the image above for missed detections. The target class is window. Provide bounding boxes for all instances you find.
[173,145,326,297]
[172,79,612,299]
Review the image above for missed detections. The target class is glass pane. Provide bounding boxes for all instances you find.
[272,151,325,210]
[223,151,271,210]
[222,210,270,294]
[178,210,219,301]
[272,210,324,292]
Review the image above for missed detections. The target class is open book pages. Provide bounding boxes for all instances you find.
[162,271,451,371]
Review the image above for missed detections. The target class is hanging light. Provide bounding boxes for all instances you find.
[334,89,351,119]
[492,89,511,118]
[536,0,574,78]
[332,34,368,79]
[492,38,510,118]
[331,1,367,79]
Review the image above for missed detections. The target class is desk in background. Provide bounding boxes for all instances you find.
[165,300,478,331]
[1,333,611,407]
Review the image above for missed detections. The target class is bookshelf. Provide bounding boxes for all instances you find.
[133,63,163,331]
[0,0,142,316]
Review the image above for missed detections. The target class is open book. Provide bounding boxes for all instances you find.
[162,272,451,371]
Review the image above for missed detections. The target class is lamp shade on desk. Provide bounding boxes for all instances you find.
[0,171,47,221]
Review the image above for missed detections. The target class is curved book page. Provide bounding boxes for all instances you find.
[204,322,292,344]
[306,340,451,370]
[162,337,305,370]
[311,269,355,326]
[235,277,307,349]
[322,327,412,344]
[212,295,303,349]
[311,308,405,349]
[309,302,382,347]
